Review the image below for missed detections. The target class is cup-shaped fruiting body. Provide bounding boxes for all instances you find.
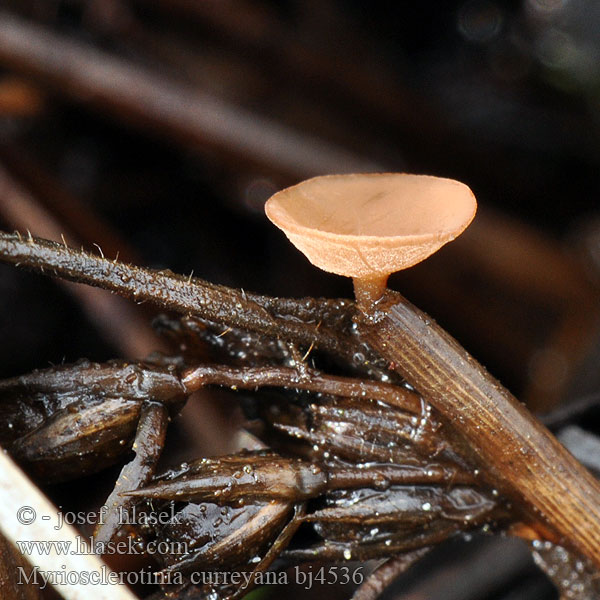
[265,173,477,309]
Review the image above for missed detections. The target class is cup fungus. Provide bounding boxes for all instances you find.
[264,173,477,309]
[265,173,600,569]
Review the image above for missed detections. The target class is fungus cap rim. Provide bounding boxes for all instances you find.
[264,172,477,248]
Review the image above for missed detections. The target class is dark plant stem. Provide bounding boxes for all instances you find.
[226,503,306,600]
[0,11,373,179]
[326,463,475,488]
[0,232,362,362]
[94,401,169,545]
[284,524,464,563]
[351,548,431,600]
[357,290,600,569]
[182,364,422,414]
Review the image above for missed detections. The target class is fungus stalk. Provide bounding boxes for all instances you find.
[265,173,600,569]
[353,275,388,311]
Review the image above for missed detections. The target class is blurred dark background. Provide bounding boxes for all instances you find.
[1,1,600,598]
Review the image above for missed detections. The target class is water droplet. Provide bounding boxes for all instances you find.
[353,352,365,364]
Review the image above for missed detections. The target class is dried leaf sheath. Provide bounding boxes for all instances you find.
[0,360,185,481]
[358,291,600,569]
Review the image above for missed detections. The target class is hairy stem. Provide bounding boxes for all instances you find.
[0,232,359,360]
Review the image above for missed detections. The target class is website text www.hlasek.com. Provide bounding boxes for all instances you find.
[15,534,188,558]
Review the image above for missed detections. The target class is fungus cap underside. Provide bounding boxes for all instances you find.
[265,173,477,279]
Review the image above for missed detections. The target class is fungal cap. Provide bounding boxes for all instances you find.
[264,173,477,280]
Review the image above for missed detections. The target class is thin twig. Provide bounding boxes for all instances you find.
[541,392,600,429]
[0,11,376,179]
[182,364,422,414]
[226,503,306,600]
[0,231,364,362]
[94,402,169,545]
[351,548,431,600]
